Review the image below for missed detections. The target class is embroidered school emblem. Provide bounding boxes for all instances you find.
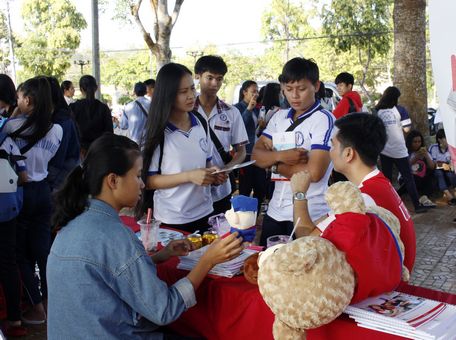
[220,114,228,121]
[199,138,208,153]
[295,131,305,147]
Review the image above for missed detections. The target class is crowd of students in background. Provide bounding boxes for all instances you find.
[0,55,455,337]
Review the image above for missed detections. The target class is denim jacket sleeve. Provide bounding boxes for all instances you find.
[112,251,196,326]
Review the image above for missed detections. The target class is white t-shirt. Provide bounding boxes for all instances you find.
[378,106,409,158]
[195,98,249,202]
[262,101,334,222]
[147,112,214,224]
[2,117,62,182]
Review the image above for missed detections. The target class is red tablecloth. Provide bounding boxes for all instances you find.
[119,216,456,340]
[118,216,456,340]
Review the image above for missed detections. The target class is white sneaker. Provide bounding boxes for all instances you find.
[419,195,437,208]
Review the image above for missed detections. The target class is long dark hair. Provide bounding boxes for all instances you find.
[262,83,281,111]
[52,133,140,229]
[436,128,446,149]
[79,75,97,101]
[375,86,401,111]
[0,74,17,117]
[10,76,53,144]
[238,80,256,102]
[46,76,71,120]
[141,63,193,181]
[405,129,424,153]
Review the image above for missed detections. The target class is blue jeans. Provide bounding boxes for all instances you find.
[380,154,420,208]
[434,169,456,191]
[16,180,52,305]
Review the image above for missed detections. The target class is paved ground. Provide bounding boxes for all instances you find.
[6,196,456,339]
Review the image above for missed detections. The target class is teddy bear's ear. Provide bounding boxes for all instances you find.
[325,181,366,215]
[279,243,318,275]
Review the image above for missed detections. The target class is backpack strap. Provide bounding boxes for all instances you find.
[347,97,357,113]
[286,105,324,132]
[135,100,148,118]
[0,132,26,170]
[19,139,39,155]
[192,111,233,165]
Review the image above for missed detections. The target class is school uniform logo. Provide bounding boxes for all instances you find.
[220,114,228,121]
[199,138,208,153]
[295,131,305,147]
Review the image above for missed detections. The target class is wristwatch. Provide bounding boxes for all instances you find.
[293,192,307,202]
[271,163,279,174]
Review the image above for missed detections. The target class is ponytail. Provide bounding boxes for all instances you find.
[52,166,89,231]
[52,133,140,231]
[79,75,97,101]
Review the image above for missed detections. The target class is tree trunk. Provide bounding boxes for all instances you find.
[131,0,183,71]
[393,0,428,137]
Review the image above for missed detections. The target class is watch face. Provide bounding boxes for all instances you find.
[294,192,306,200]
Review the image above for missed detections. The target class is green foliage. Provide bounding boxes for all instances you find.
[100,51,155,92]
[118,94,134,105]
[321,0,392,57]
[0,11,10,71]
[261,0,313,63]
[16,0,87,81]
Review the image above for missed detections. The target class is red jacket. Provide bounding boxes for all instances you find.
[333,91,363,119]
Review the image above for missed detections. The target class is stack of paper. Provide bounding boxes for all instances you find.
[344,291,456,339]
[177,246,258,278]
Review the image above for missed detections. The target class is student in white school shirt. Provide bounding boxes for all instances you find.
[193,55,248,215]
[142,63,227,233]
[252,57,334,246]
[1,77,62,324]
[375,86,427,213]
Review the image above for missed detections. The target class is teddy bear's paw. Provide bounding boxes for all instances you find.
[402,267,410,282]
[273,319,306,340]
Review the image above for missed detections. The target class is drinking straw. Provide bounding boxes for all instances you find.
[146,208,152,224]
[288,217,301,243]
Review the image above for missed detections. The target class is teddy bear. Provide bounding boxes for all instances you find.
[256,181,409,340]
[225,195,258,243]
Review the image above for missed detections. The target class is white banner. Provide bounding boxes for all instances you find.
[429,0,456,170]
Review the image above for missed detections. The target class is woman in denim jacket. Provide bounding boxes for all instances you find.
[47,133,242,339]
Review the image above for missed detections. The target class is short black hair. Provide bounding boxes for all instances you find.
[144,79,155,88]
[335,113,386,167]
[194,55,228,75]
[60,80,73,92]
[134,82,147,96]
[335,72,354,86]
[279,57,319,85]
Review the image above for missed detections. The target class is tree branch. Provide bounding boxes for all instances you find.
[171,0,184,27]
[150,0,159,42]
[131,0,157,52]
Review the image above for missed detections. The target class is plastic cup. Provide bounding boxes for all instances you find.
[266,235,289,248]
[138,219,160,252]
[187,233,203,250]
[202,230,218,246]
